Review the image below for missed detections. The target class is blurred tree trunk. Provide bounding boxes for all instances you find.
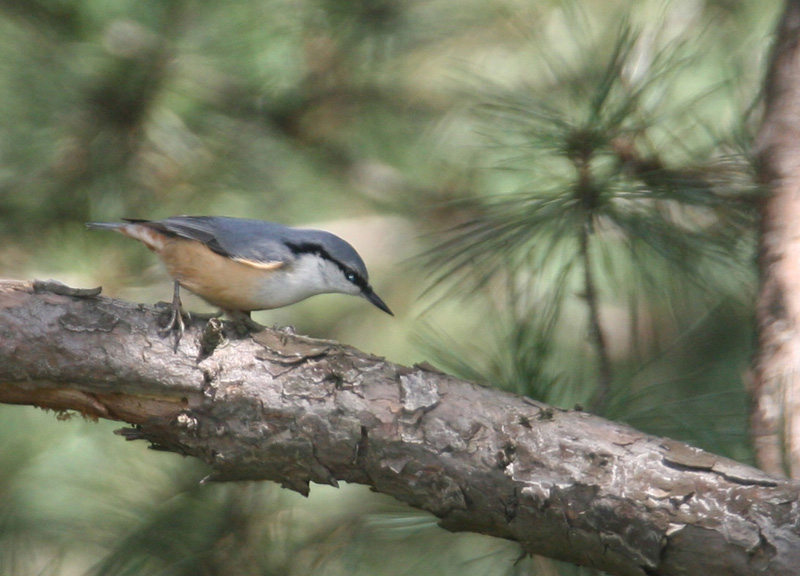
[753,0,800,478]
[1,279,799,576]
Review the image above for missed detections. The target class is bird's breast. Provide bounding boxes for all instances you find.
[157,238,326,311]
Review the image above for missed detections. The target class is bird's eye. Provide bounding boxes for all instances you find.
[345,272,357,283]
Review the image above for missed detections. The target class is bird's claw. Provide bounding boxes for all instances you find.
[155,285,263,351]
[157,281,189,352]
[158,307,187,352]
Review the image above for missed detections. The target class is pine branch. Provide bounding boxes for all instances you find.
[0,279,798,576]
[573,136,613,414]
[580,219,613,414]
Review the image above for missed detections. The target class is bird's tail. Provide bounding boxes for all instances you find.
[85,221,126,231]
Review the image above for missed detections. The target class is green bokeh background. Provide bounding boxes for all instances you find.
[0,1,780,574]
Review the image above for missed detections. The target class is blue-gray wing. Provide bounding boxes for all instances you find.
[133,216,296,268]
[127,215,370,278]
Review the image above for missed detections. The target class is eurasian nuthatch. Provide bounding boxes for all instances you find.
[87,216,392,346]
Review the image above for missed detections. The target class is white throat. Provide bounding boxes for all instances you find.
[251,253,357,308]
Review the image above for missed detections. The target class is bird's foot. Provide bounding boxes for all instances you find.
[156,281,190,352]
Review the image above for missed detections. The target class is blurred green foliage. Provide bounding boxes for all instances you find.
[0,0,781,574]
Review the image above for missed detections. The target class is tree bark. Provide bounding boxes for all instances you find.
[1,279,799,576]
[753,0,800,478]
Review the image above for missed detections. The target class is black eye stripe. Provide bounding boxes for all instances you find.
[287,242,368,289]
[344,269,367,289]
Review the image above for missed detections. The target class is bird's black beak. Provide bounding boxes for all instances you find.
[363,287,393,316]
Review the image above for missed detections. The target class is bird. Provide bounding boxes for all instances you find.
[86,216,392,348]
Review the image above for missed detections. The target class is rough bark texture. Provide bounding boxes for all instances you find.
[753,0,800,478]
[1,279,799,576]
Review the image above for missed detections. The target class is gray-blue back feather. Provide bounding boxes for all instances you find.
[152,216,370,280]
